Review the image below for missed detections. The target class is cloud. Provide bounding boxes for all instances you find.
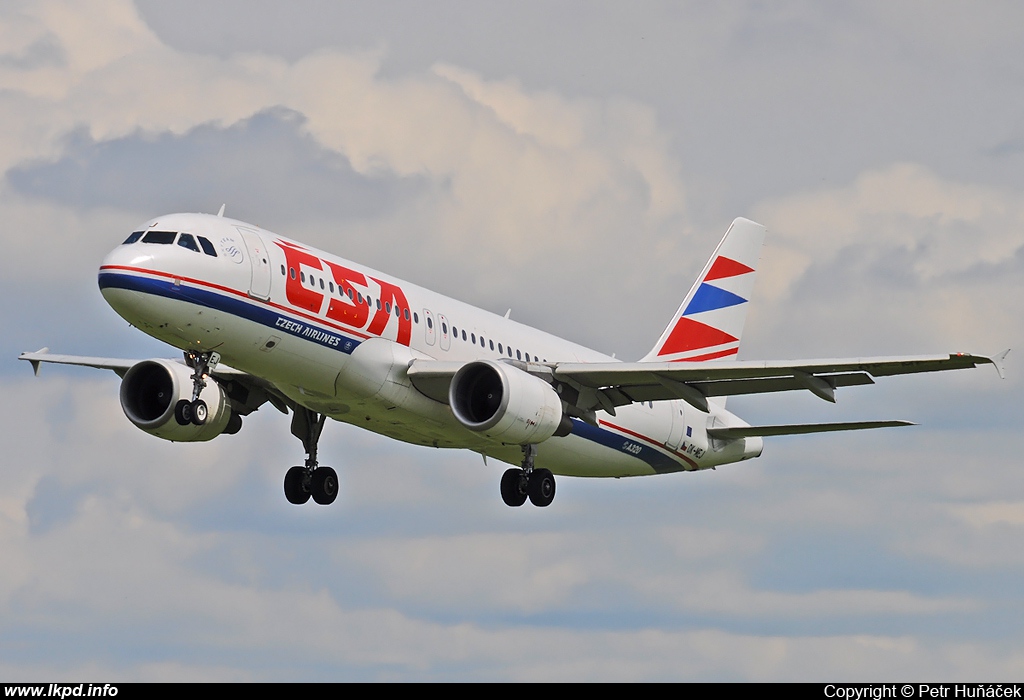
[7,108,424,222]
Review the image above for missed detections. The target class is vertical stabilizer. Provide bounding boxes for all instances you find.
[641,218,766,364]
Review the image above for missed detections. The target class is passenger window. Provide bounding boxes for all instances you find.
[197,236,217,256]
[462,330,467,341]
[404,308,410,320]
[142,231,176,244]
[516,349,521,360]
[123,231,144,244]
[289,267,296,279]
[498,343,503,354]
[471,333,476,344]
[489,340,494,351]
[177,233,200,253]
[413,312,419,324]
[385,301,392,313]
[280,265,286,276]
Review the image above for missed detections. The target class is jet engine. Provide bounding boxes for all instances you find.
[449,360,571,444]
[120,359,237,441]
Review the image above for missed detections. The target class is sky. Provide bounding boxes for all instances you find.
[1,0,1022,681]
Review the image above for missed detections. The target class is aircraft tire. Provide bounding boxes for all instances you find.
[311,467,339,505]
[191,399,208,425]
[500,468,529,507]
[284,466,311,505]
[175,399,192,426]
[528,468,555,507]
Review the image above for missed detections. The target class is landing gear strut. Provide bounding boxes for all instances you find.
[500,444,555,508]
[174,350,220,426]
[284,406,337,506]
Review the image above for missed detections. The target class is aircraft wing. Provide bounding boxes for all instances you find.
[409,351,1007,414]
[19,349,138,377]
[552,351,1007,413]
[18,348,287,414]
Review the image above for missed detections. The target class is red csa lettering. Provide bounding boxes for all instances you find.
[323,261,369,328]
[277,241,323,313]
[368,277,411,346]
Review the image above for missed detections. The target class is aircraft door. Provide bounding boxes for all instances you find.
[237,227,272,300]
[422,309,436,346]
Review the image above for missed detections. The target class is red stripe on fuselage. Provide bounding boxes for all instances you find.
[598,419,699,470]
[100,264,372,340]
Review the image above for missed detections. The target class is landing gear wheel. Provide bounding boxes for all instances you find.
[190,399,208,425]
[528,468,556,507]
[310,467,339,505]
[284,466,311,505]
[500,468,529,507]
[174,399,192,426]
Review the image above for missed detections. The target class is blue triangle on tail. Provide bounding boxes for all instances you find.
[683,283,746,316]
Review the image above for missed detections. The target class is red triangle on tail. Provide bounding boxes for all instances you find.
[657,316,738,356]
[704,256,754,282]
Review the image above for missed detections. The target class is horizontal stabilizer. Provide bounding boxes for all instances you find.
[707,420,914,439]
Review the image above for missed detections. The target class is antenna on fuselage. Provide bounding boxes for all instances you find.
[504,309,511,319]
[216,204,226,217]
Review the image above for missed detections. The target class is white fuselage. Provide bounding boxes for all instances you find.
[99,213,762,477]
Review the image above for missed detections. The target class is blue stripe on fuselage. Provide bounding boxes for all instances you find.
[569,418,683,473]
[98,271,363,355]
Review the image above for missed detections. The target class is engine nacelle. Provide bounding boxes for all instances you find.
[449,360,569,444]
[120,359,234,442]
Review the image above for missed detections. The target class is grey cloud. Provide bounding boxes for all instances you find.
[0,33,65,70]
[6,108,425,225]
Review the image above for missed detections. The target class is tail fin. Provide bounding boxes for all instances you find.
[641,217,766,363]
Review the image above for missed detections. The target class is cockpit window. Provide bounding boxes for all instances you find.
[123,231,144,244]
[177,233,200,253]
[142,231,177,245]
[196,236,217,257]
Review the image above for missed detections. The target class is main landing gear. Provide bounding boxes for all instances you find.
[500,444,555,508]
[175,350,220,426]
[283,406,338,506]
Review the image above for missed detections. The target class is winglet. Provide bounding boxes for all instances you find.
[988,349,1010,379]
[24,347,49,376]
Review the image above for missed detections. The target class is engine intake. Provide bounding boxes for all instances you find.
[449,360,569,444]
[120,359,234,442]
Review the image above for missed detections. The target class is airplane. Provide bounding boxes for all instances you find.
[19,213,1007,508]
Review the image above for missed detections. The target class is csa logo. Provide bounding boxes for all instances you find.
[220,237,244,264]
